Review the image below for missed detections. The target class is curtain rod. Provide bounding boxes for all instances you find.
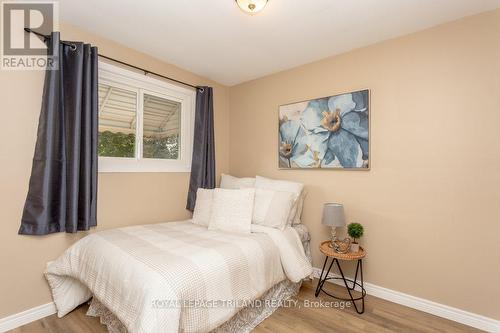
[24,28,203,91]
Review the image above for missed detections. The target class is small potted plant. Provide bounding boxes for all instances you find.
[347,222,364,252]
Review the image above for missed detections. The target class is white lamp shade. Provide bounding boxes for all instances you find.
[235,0,268,14]
[322,203,345,227]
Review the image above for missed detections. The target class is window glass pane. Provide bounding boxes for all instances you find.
[98,83,137,158]
[142,93,181,160]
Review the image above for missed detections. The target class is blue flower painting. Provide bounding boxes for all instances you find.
[279,90,369,169]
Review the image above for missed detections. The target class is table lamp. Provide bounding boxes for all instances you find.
[322,203,347,248]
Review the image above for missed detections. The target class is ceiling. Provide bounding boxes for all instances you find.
[60,0,500,86]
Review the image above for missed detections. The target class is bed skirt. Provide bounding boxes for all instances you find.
[86,279,301,333]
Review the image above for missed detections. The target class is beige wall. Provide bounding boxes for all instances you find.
[228,9,500,319]
[0,23,230,317]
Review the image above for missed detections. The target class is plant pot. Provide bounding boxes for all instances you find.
[350,243,359,252]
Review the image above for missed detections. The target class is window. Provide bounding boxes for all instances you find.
[98,62,195,172]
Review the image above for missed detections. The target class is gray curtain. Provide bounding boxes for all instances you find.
[186,87,215,211]
[19,32,98,235]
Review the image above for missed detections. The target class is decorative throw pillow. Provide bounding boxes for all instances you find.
[192,188,214,226]
[220,174,255,189]
[253,189,295,230]
[208,188,255,234]
[254,176,304,225]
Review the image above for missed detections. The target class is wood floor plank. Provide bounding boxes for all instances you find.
[10,280,483,333]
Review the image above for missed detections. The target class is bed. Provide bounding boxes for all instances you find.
[45,220,312,333]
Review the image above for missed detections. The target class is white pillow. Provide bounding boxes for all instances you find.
[192,188,214,226]
[220,174,255,189]
[253,189,295,230]
[292,189,307,225]
[255,176,304,225]
[208,188,255,234]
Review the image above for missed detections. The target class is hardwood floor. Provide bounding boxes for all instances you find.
[10,279,482,333]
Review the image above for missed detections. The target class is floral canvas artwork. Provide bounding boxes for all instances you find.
[279,90,369,169]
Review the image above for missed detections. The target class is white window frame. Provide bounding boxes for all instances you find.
[98,61,195,173]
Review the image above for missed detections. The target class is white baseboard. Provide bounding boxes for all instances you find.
[1,274,499,333]
[0,302,56,333]
[312,267,500,333]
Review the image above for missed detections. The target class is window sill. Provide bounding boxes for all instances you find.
[98,157,191,173]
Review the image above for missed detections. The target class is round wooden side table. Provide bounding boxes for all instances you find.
[315,240,366,314]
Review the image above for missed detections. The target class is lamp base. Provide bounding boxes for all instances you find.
[329,227,351,253]
[330,226,337,245]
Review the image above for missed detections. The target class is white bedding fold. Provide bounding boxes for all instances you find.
[45,220,312,333]
[250,224,313,282]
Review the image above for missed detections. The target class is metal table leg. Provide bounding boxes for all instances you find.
[315,257,366,314]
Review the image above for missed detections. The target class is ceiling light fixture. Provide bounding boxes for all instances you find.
[235,0,268,15]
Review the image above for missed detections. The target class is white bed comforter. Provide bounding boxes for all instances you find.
[45,220,312,333]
